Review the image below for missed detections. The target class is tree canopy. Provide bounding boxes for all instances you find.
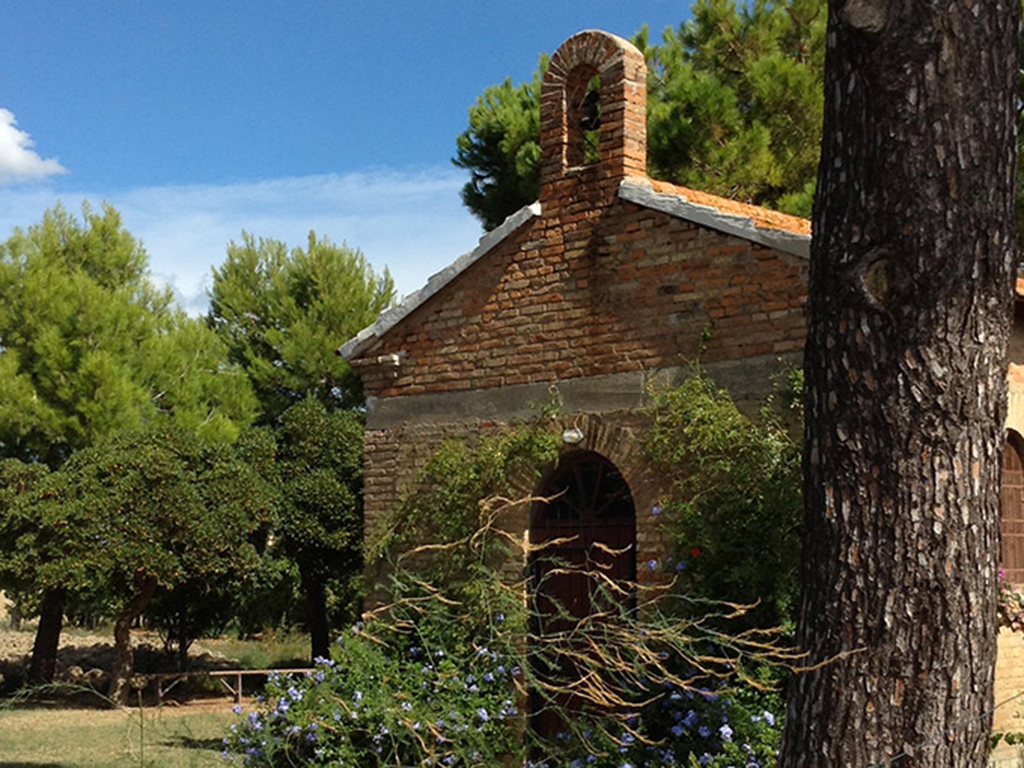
[0,428,278,703]
[453,0,826,229]
[209,232,393,659]
[208,231,395,424]
[0,202,259,683]
[0,203,257,467]
[274,397,364,660]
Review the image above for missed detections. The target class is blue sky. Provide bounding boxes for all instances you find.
[1,1,690,313]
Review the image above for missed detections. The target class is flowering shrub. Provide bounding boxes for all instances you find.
[224,414,792,767]
[224,615,525,766]
[537,683,782,768]
[998,569,1024,634]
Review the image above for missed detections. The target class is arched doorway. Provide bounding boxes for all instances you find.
[531,451,637,625]
[529,450,636,737]
[1002,431,1024,585]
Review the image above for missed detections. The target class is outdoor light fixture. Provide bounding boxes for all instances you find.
[561,427,585,445]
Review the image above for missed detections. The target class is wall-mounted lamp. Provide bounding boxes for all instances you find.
[561,427,585,445]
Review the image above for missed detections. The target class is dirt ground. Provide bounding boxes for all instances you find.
[0,617,231,696]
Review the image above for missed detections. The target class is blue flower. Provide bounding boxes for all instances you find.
[495,613,506,623]
[671,724,684,737]
[647,558,658,571]
[477,707,489,722]
[699,725,711,738]
[651,505,662,516]
[720,723,734,742]
[763,710,776,726]
[232,704,242,714]
[676,560,688,571]
[353,690,363,703]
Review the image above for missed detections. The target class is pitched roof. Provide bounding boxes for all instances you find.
[647,179,811,236]
[619,177,811,258]
[337,181,812,361]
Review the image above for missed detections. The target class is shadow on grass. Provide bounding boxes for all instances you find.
[162,735,224,752]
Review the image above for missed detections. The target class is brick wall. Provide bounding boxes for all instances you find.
[354,205,807,401]
[351,29,808,584]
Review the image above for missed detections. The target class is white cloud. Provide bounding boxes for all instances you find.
[0,109,68,185]
[0,167,485,316]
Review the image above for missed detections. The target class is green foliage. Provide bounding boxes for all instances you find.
[644,0,825,213]
[453,55,548,231]
[226,612,524,767]
[276,398,363,568]
[54,428,276,597]
[0,428,278,664]
[227,553,306,639]
[223,409,796,767]
[272,397,366,655]
[0,203,257,467]
[208,227,392,653]
[208,231,395,424]
[646,371,802,632]
[370,421,559,620]
[452,1,825,229]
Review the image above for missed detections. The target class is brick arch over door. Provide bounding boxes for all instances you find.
[1002,430,1024,585]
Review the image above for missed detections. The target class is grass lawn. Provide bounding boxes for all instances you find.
[201,634,309,670]
[0,701,238,767]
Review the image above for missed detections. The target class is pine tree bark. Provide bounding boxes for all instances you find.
[779,1,1020,765]
[28,586,66,685]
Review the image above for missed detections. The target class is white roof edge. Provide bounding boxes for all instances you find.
[337,201,542,361]
[617,179,810,259]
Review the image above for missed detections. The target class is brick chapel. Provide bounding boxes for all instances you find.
[338,29,1024,739]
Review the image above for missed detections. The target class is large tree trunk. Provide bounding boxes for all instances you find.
[108,573,158,706]
[299,564,330,663]
[779,2,1020,765]
[28,586,66,685]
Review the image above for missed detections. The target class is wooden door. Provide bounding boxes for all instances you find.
[529,451,636,738]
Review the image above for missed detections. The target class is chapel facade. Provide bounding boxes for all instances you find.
[338,28,1024,746]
